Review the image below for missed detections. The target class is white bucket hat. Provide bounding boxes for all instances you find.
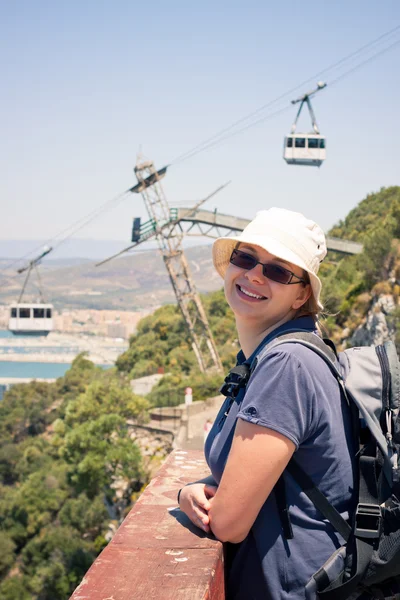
[212,207,327,310]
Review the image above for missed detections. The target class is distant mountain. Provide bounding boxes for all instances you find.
[0,238,134,261]
[0,237,212,262]
[0,244,221,311]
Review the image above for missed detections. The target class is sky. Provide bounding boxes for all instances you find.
[1,0,400,258]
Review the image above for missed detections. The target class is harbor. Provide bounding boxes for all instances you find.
[0,330,128,373]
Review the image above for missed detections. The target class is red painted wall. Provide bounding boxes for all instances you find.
[70,450,224,600]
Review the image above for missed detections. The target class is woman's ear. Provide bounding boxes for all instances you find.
[291,284,311,310]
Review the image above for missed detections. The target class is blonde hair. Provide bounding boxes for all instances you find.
[296,272,321,325]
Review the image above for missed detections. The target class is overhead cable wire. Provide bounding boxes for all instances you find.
[175,104,293,164]
[169,24,400,167]
[0,189,130,287]
[50,190,130,252]
[329,36,400,86]
[0,190,130,274]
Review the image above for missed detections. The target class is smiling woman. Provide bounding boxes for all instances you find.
[177,207,357,600]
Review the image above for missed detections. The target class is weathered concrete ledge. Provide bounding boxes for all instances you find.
[70,450,224,600]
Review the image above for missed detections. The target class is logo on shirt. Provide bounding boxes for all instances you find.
[243,406,258,417]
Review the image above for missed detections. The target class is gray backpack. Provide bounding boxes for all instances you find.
[257,332,400,600]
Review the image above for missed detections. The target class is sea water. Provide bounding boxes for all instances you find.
[0,330,110,379]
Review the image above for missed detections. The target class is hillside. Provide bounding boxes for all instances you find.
[321,186,400,346]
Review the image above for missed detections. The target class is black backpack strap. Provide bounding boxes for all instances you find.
[286,458,376,600]
[274,475,294,539]
[286,459,352,542]
[309,447,381,598]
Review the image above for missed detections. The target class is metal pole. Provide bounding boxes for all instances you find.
[305,97,320,134]
[18,265,33,303]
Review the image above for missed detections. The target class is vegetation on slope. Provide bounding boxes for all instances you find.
[321,186,400,345]
[0,355,149,600]
[116,289,238,405]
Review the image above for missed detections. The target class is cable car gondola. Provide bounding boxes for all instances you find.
[9,303,53,335]
[283,82,327,167]
[8,247,54,336]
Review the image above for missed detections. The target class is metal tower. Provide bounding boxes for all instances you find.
[166,207,363,256]
[122,158,223,374]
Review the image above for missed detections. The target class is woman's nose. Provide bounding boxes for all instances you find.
[244,263,265,283]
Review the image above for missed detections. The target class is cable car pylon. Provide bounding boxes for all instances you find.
[284,81,327,167]
[98,158,226,374]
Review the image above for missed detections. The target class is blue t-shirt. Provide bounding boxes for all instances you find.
[204,316,356,600]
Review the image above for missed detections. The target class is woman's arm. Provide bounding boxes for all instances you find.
[208,418,295,543]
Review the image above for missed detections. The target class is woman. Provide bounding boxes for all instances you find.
[178,207,356,599]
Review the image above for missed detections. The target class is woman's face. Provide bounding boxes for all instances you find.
[224,243,311,329]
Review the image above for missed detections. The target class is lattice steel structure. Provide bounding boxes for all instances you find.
[168,208,363,256]
[129,159,223,374]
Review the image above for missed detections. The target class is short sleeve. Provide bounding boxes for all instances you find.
[237,348,318,448]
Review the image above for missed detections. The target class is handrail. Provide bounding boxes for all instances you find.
[69,450,224,600]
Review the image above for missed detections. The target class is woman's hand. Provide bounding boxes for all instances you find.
[179,483,217,533]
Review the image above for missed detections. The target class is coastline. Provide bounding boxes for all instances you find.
[0,330,128,366]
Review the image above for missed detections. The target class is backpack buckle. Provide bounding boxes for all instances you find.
[219,366,250,398]
[355,503,381,538]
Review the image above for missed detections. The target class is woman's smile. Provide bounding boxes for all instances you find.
[236,284,268,302]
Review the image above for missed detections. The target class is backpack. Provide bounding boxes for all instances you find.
[220,330,400,600]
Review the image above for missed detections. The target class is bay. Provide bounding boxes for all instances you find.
[0,361,111,379]
[0,330,14,338]
[0,361,72,379]
[0,331,112,379]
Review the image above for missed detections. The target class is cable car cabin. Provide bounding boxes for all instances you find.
[284,134,326,167]
[8,303,53,335]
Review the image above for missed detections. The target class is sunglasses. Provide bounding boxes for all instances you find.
[229,249,307,285]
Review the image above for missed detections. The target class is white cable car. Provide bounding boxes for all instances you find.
[283,82,327,167]
[8,246,54,336]
[9,303,53,335]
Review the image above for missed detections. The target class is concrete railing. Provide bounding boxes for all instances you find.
[70,450,224,600]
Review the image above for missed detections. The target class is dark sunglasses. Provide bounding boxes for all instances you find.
[229,249,307,285]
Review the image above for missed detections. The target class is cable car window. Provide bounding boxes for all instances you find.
[286,138,293,148]
[295,138,306,148]
[307,138,319,149]
[34,308,45,318]
[46,308,52,318]
[19,308,31,318]
[11,308,17,318]
[320,139,325,149]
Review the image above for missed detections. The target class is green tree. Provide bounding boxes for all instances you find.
[0,380,58,442]
[0,576,31,600]
[0,442,23,484]
[21,526,95,600]
[8,464,70,540]
[62,414,143,498]
[0,533,16,577]
[59,493,108,537]
[64,376,149,427]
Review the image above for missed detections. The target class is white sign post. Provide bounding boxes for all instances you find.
[185,387,193,440]
[185,387,193,405]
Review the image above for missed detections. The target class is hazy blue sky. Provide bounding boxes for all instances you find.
[1,1,400,252]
